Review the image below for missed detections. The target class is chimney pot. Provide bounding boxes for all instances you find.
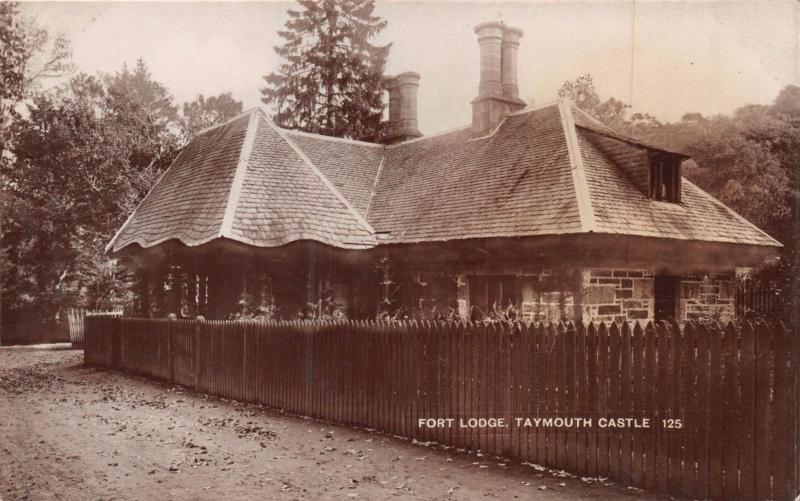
[384,76,401,137]
[501,26,523,99]
[474,21,505,96]
[471,21,526,136]
[382,71,422,144]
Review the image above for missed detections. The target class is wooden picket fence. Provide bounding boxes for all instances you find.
[84,317,799,500]
[67,307,123,347]
[736,279,782,318]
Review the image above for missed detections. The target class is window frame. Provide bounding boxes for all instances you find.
[467,275,520,314]
[648,152,682,203]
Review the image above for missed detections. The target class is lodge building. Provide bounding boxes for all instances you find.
[106,21,781,324]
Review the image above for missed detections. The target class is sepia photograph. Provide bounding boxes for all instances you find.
[1,0,798,499]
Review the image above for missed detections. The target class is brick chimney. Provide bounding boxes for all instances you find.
[383,71,422,144]
[471,21,526,136]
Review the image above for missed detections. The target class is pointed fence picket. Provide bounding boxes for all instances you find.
[83,316,799,500]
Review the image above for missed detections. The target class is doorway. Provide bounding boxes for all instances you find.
[654,275,680,322]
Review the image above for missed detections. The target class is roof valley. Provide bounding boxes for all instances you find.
[364,147,387,221]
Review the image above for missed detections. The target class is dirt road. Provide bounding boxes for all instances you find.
[0,346,665,500]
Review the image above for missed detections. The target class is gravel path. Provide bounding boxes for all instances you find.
[0,346,666,500]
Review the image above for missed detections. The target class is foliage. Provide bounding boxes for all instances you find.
[632,88,800,260]
[559,74,628,132]
[104,59,182,188]
[468,303,518,324]
[0,2,73,131]
[232,293,277,321]
[182,92,243,139]
[1,9,245,339]
[1,71,174,329]
[261,0,390,140]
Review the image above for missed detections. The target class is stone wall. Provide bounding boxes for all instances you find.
[581,268,737,324]
[679,274,735,323]
[401,264,737,324]
[581,268,654,323]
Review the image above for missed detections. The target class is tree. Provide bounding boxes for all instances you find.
[1,58,186,341]
[0,2,72,130]
[2,75,128,338]
[1,3,74,342]
[558,74,632,131]
[182,92,243,139]
[104,59,182,211]
[261,0,390,140]
[631,90,799,250]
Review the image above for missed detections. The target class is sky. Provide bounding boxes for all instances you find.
[22,1,800,135]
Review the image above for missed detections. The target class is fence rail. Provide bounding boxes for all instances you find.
[84,317,799,500]
[67,308,123,347]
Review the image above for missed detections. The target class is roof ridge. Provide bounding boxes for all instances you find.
[386,125,471,149]
[265,112,377,237]
[575,124,690,158]
[468,117,508,143]
[568,103,618,134]
[558,99,597,233]
[505,99,560,117]
[219,110,260,238]
[468,101,561,143]
[283,128,385,147]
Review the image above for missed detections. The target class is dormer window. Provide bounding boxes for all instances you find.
[649,153,682,203]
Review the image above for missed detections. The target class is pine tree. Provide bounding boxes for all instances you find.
[261,0,390,141]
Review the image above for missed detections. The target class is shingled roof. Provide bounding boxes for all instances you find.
[108,109,376,253]
[369,103,583,242]
[107,101,781,255]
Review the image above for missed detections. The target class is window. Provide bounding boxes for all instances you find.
[468,275,519,318]
[649,153,682,203]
